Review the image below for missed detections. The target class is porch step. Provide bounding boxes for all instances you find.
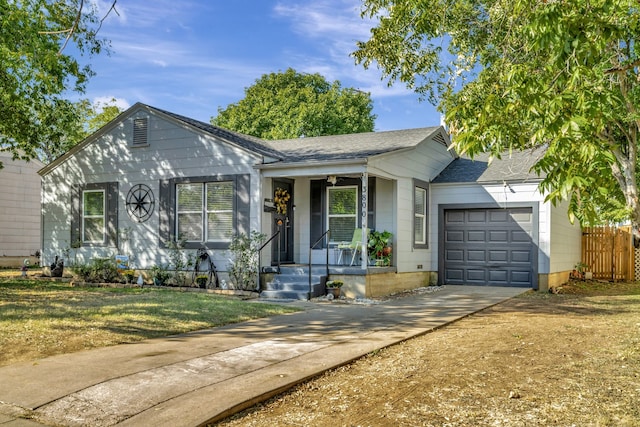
[261,265,327,300]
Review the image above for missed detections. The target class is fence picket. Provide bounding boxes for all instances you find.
[581,226,633,281]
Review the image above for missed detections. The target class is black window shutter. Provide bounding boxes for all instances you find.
[158,179,172,248]
[106,182,119,247]
[236,174,250,237]
[70,185,81,245]
[310,179,325,248]
[367,177,376,231]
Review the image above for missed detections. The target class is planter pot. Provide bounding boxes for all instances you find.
[326,287,341,298]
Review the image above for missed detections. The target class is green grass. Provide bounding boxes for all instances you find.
[0,279,301,366]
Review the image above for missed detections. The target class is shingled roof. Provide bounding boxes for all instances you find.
[152,106,286,161]
[432,148,545,184]
[262,126,444,163]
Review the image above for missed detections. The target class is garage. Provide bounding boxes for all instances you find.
[441,207,536,288]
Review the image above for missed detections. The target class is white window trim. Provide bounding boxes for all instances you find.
[205,182,234,243]
[176,183,204,242]
[414,186,427,245]
[82,189,106,243]
[327,185,358,244]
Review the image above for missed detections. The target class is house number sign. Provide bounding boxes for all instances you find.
[126,184,155,223]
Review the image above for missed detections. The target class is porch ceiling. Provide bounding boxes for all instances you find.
[257,159,367,178]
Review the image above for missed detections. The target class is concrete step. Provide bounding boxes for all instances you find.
[262,265,327,299]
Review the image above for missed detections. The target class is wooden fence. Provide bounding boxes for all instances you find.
[581,226,634,281]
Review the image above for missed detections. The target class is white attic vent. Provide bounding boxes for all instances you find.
[133,118,148,145]
[433,132,447,147]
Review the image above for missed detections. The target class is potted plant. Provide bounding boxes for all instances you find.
[122,269,136,284]
[326,279,344,298]
[150,264,170,286]
[195,274,208,289]
[368,230,393,266]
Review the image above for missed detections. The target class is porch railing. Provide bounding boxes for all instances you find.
[257,229,281,291]
[308,229,330,300]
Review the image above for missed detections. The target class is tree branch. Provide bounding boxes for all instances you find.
[38,0,118,54]
[58,0,84,54]
[96,0,119,35]
[605,58,640,74]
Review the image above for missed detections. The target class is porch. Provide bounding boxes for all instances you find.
[260,264,436,300]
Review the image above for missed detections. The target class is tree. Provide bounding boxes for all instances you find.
[211,68,376,139]
[353,0,640,232]
[86,98,124,134]
[0,0,109,165]
[38,98,125,163]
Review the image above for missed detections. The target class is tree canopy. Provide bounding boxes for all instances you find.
[0,0,109,165]
[38,98,125,163]
[211,68,376,139]
[354,0,640,231]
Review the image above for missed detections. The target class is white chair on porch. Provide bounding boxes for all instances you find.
[336,228,368,266]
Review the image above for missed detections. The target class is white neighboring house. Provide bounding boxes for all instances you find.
[38,103,580,296]
[0,152,43,267]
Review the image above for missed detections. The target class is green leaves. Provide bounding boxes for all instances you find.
[211,68,376,139]
[356,0,640,229]
[0,0,108,163]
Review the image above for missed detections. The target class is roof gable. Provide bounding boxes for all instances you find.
[262,126,448,164]
[39,103,285,175]
[432,148,545,184]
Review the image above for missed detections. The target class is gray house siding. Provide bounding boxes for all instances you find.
[0,153,43,264]
[40,105,264,272]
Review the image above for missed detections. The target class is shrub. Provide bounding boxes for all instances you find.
[69,258,120,283]
[228,231,266,291]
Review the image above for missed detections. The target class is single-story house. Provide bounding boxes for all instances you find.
[38,103,580,297]
[0,151,43,267]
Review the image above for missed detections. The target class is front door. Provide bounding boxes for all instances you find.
[272,180,294,264]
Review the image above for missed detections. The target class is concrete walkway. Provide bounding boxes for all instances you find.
[0,285,526,426]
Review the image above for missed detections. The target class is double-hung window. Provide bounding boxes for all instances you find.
[413,179,429,249]
[176,181,234,243]
[82,190,106,243]
[327,186,358,244]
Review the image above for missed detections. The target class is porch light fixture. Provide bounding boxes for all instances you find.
[327,175,337,186]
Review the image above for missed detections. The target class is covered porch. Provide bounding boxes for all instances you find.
[256,165,428,299]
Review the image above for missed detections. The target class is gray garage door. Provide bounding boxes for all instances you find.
[443,207,535,288]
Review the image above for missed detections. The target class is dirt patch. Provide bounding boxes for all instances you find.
[216,282,640,426]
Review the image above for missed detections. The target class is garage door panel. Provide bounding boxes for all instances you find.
[511,250,532,263]
[489,250,508,262]
[468,211,486,222]
[442,207,535,288]
[445,269,464,282]
[446,211,465,223]
[467,250,486,262]
[511,271,532,284]
[489,230,508,242]
[489,210,509,222]
[488,270,508,283]
[445,230,464,243]
[510,211,533,224]
[445,249,464,261]
[511,230,531,242]
[467,269,486,281]
[468,230,486,241]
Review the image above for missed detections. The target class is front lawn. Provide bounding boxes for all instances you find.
[0,279,300,366]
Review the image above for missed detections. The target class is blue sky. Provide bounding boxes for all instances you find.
[82,0,441,132]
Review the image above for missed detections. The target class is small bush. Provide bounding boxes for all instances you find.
[228,231,266,291]
[69,258,120,283]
